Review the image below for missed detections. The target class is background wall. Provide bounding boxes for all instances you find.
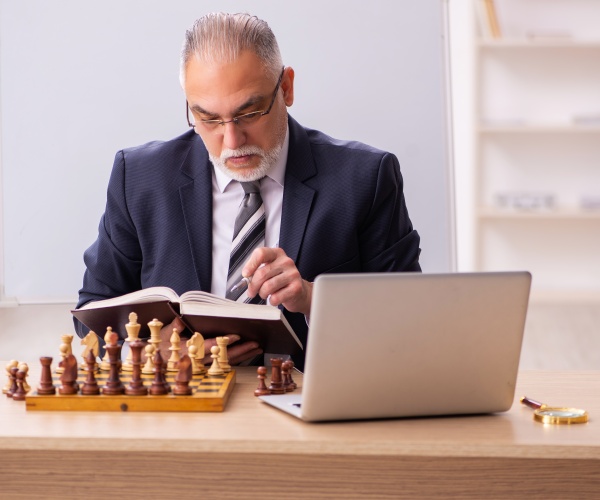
[0,0,454,305]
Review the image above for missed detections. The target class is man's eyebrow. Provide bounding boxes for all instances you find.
[191,94,266,119]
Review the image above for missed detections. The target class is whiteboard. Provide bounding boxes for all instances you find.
[0,0,454,303]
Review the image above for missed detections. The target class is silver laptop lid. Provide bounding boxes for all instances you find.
[300,272,531,422]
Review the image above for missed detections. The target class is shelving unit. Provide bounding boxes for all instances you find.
[473,0,600,302]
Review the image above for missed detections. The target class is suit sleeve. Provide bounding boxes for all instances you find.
[358,152,421,272]
[74,151,143,336]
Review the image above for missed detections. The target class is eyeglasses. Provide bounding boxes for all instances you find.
[186,66,285,131]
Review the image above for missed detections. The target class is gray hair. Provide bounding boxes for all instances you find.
[180,12,283,85]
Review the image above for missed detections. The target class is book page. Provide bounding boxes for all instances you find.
[77,286,179,310]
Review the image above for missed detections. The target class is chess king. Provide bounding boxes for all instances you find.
[74,12,421,371]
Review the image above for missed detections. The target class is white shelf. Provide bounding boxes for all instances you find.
[477,208,600,220]
[473,0,600,299]
[479,124,600,134]
[478,39,600,49]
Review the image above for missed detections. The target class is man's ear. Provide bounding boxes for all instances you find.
[282,67,295,107]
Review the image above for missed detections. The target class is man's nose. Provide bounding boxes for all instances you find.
[221,121,246,150]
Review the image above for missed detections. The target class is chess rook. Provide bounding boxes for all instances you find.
[37,357,56,395]
[268,358,285,394]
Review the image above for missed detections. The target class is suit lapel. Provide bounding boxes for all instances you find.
[279,116,317,264]
[178,133,213,292]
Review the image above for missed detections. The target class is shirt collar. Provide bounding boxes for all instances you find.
[213,125,289,193]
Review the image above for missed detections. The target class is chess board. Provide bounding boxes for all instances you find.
[25,369,236,412]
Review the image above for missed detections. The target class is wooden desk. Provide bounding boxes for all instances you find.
[1,367,599,499]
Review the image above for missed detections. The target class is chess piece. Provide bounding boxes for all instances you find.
[12,368,28,401]
[149,349,169,396]
[173,355,193,396]
[62,334,74,356]
[283,360,297,391]
[254,366,271,397]
[80,331,99,371]
[207,345,224,376]
[125,339,148,396]
[17,363,30,393]
[147,318,163,357]
[37,357,56,395]
[167,328,181,372]
[101,332,125,395]
[216,336,231,373]
[99,327,115,371]
[56,342,70,374]
[141,344,155,375]
[122,312,141,372]
[6,366,18,398]
[268,358,285,394]
[187,332,206,374]
[81,350,101,395]
[188,345,204,375]
[3,360,18,394]
[58,354,79,395]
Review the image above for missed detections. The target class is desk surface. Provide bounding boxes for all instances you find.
[1,367,599,499]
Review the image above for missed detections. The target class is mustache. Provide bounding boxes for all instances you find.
[220,146,265,161]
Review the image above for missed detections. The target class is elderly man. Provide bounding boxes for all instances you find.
[75,12,421,370]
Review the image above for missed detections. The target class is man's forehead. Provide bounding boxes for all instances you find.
[184,55,272,113]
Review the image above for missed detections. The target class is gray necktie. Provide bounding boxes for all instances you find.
[225,181,266,303]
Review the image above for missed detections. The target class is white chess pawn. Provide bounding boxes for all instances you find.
[3,360,19,394]
[17,362,31,393]
[207,345,224,376]
[56,343,69,374]
[188,345,204,375]
[141,344,155,375]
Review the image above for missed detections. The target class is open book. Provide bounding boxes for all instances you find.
[72,287,303,355]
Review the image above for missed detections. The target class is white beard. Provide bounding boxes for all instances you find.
[209,143,283,182]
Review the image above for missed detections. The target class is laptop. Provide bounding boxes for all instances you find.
[259,271,531,422]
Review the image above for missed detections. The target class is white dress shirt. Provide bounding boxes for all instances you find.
[210,127,289,297]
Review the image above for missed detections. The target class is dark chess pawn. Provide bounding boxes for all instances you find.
[283,360,297,392]
[12,368,28,401]
[149,349,169,396]
[81,350,101,396]
[268,358,285,395]
[37,357,56,395]
[254,366,271,397]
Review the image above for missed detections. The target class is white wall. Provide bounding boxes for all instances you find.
[0,0,455,305]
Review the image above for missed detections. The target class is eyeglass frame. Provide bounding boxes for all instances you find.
[186,66,286,130]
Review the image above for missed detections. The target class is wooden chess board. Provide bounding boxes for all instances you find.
[25,369,236,412]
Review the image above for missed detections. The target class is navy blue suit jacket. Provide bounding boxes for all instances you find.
[76,115,421,369]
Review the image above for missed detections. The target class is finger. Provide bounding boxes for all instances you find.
[202,341,261,365]
[231,347,263,366]
[242,247,280,281]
